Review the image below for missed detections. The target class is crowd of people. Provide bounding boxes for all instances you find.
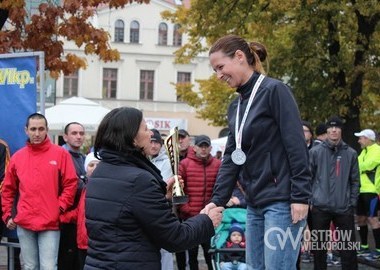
[0,34,379,270]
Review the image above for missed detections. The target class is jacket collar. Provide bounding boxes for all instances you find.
[26,136,51,152]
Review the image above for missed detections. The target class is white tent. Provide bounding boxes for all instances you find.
[211,136,228,156]
[44,97,111,135]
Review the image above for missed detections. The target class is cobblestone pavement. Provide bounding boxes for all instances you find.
[0,244,378,269]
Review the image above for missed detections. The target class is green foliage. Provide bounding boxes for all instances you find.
[164,0,380,147]
[175,75,236,126]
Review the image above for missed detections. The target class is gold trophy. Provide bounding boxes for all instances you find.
[164,127,188,204]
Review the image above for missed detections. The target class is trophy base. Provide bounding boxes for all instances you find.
[172,195,189,205]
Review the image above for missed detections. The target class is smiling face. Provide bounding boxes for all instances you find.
[134,119,154,156]
[209,50,254,88]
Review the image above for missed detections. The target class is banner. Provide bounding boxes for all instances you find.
[0,56,37,155]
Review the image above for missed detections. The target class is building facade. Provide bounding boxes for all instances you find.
[55,0,226,138]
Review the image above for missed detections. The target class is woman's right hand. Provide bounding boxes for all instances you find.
[201,202,217,215]
[207,206,224,228]
[6,218,16,230]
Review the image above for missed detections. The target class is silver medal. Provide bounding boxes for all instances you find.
[231,149,246,165]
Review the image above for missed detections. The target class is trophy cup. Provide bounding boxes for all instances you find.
[164,127,188,204]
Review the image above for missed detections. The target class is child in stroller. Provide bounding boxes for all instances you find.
[210,208,247,270]
[220,221,247,270]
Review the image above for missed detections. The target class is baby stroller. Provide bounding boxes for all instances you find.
[209,207,247,270]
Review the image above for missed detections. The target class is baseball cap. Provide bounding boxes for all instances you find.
[178,129,189,137]
[150,129,163,144]
[326,116,343,128]
[354,129,376,141]
[194,135,211,146]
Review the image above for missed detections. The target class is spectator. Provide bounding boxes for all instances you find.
[176,128,192,270]
[149,128,174,270]
[314,123,327,146]
[309,116,359,269]
[59,122,87,270]
[1,113,77,270]
[302,120,314,149]
[178,134,221,270]
[178,129,191,160]
[354,129,380,260]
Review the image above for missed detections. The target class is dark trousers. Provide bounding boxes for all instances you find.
[58,223,80,270]
[175,251,187,270]
[311,207,358,270]
[78,248,87,270]
[188,241,212,270]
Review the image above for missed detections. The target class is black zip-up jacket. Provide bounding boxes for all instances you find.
[211,72,311,207]
[309,140,359,213]
[84,149,215,270]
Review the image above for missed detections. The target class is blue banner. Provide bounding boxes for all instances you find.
[0,56,37,155]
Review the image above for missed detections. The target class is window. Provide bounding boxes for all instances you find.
[130,20,140,43]
[173,24,182,46]
[177,72,191,101]
[63,71,78,97]
[177,72,191,84]
[140,70,154,100]
[114,19,124,42]
[158,23,168,45]
[103,68,117,99]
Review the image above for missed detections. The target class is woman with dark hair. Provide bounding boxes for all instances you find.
[202,35,311,270]
[84,107,223,270]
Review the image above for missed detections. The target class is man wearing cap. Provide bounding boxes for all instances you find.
[148,129,175,270]
[178,135,221,270]
[309,116,359,269]
[178,129,191,161]
[354,128,380,260]
[174,129,192,270]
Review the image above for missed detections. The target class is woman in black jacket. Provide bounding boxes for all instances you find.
[84,107,223,270]
[204,34,311,270]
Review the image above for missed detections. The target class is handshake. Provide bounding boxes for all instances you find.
[201,203,224,228]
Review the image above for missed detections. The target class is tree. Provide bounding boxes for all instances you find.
[163,0,380,149]
[0,0,149,78]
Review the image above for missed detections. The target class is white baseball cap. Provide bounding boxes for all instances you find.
[354,129,376,141]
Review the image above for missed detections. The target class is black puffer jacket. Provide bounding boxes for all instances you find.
[84,149,215,270]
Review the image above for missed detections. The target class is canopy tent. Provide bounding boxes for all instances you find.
[44,97,111,135]
[211,136,228,157]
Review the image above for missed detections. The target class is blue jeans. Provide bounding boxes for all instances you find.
[246,202,306,270]
[221,261,248,270]
[17,226,60,270]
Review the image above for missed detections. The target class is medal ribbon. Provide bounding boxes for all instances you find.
[235,74,265,150]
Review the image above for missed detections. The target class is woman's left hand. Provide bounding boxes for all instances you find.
[291,203,309,224]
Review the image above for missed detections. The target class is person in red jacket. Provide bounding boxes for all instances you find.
[179,134,222,270]
[1,113,78,270]
[60,151,100,270]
